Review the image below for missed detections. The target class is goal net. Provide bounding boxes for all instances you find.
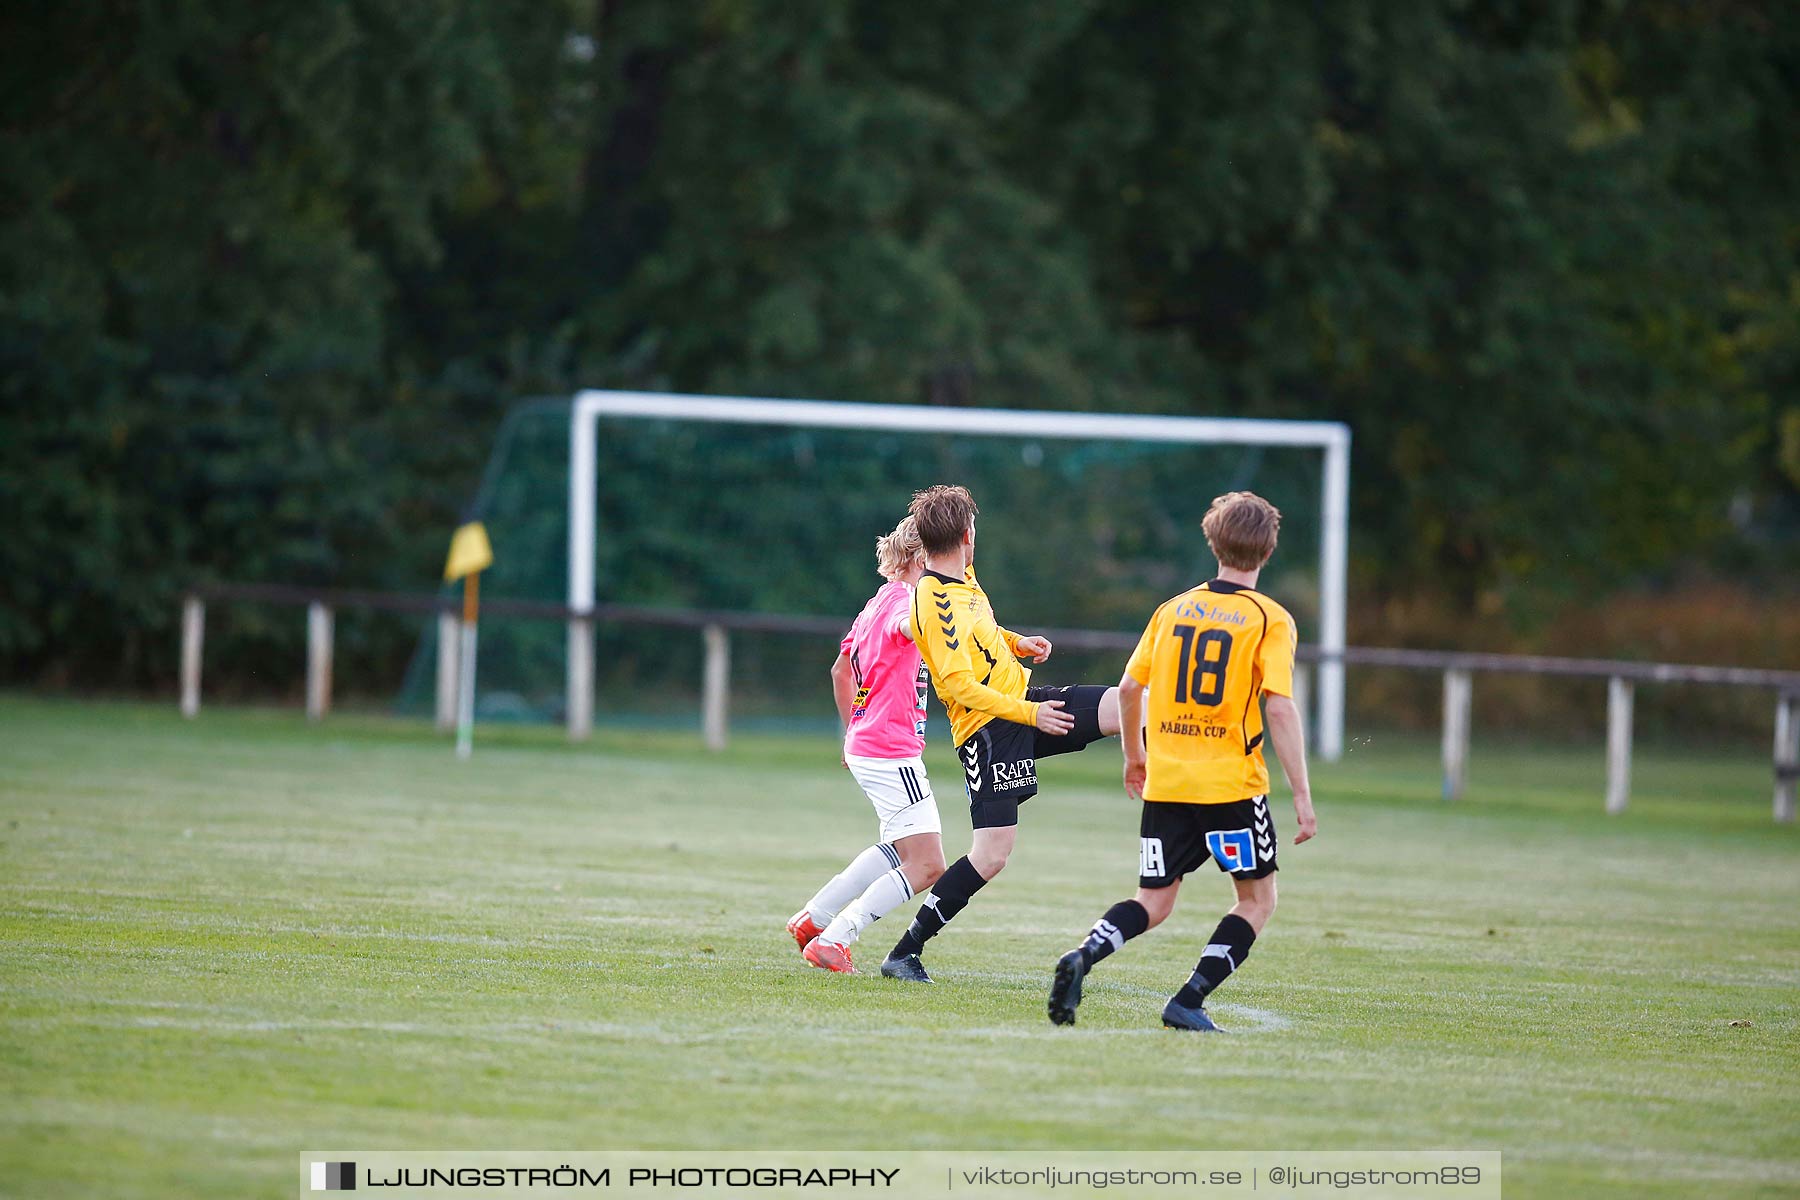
[398,393,1348,756]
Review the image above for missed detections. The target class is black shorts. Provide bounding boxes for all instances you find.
[959,685,1110,829]
[1138,795,1278,885]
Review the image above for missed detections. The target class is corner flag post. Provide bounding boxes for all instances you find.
[456,572,479,759]
[444,522,494,759]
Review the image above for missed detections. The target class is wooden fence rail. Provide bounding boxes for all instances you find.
[179,582,1800,823]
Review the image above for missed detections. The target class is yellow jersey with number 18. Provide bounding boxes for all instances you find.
[1123,579,1296,805]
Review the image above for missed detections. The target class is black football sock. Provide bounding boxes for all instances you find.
[1077,899,1151,967]
[887,856,988,959]
[1172,913,1257,1008]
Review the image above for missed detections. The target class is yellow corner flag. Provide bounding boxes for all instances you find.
[444,521,493,582]
[444,520,491,761]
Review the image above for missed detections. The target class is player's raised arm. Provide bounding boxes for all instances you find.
[994,623,1052,663]
[919,634,1052,732]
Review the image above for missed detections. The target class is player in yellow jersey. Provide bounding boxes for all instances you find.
[878,485,1124,983]
[1048,491,1317,1030]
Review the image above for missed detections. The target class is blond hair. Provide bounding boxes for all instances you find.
[875,515,924,581]
[1202,491,1281,570]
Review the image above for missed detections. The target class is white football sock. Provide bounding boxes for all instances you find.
[821,867,914,947]
[804,843,899,925]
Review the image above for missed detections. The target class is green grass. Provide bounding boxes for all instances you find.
[2,694,1797,1198]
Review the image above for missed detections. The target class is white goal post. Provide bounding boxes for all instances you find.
[566,391,1351,761]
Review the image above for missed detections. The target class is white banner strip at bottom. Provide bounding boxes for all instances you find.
[301,1150,1501,1199]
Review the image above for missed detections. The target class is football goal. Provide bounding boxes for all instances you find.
[563,391,1350,759]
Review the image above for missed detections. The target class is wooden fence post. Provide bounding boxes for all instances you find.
[180,595,204,718]
[1605,677,1634,814]
[305,602,334,721]
[702,624,730,752]
[435,612,459,732]
[1441,668,1471,800]
[1776,691,1799,824]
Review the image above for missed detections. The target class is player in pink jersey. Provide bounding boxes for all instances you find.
[788,517,947,974]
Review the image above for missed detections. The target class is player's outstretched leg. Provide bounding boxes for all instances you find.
[1048,900,1152,1025]
[789,843,900,954]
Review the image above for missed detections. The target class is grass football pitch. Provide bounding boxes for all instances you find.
[2,694,1797,1198]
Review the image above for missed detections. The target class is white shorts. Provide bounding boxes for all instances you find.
[845,753,941,843]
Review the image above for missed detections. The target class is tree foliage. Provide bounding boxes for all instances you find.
[2,0,1795,686]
